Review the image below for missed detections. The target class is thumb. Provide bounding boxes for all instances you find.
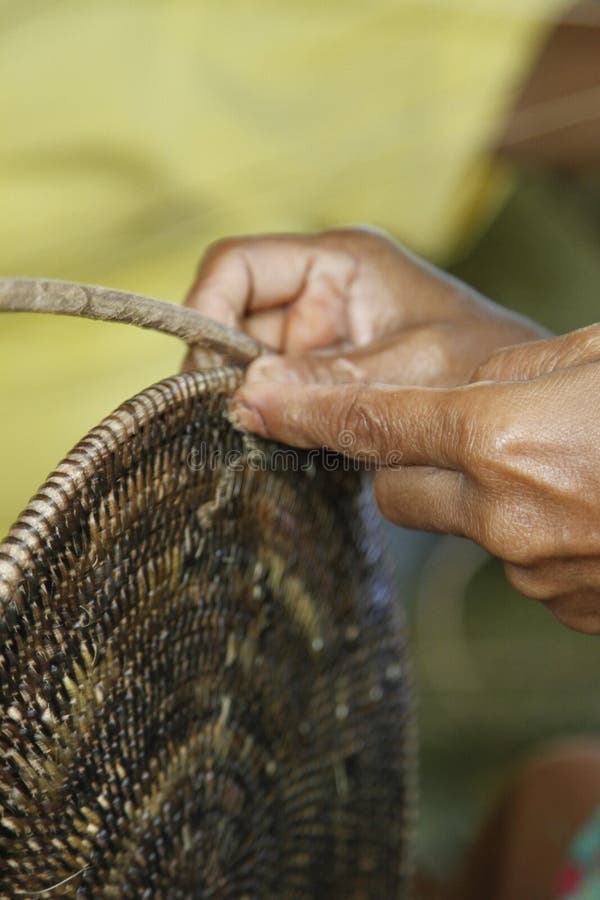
[228,381,468,469]
[472,324,600,383]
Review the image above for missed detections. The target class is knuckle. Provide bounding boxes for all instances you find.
[474,424,511,471]
[319,225,398,266]
[560,325,600,365]
[199,236,242,271]
[504,562,550,599]
[445,401,476,462]
[460,405,517,479]
[470,349,511,383]
[475,502,512,559]
[476,500,541,565]
[333,388,378,455]
[471,343,550,384]
[547,591,600,635]
[440,386,495,471]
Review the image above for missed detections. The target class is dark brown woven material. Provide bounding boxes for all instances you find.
[0,366,413,898]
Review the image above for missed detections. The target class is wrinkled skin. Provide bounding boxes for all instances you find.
[186,228,600,635]
[186,228,545,385]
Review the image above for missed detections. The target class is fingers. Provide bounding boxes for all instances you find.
[230,377,482,540]
[244,352,368,388]
[472,323,600,383]
[505,556,600,633]
[185,234,358,351]
[242,333,411,389]
[375,471,600,634]
[508,556,600,599]
[242,331,438,390]
[544,591,600,635]
[243,319,547,391]
[243,307,287,349]
[229,380,475,469]
[374,466,472,537]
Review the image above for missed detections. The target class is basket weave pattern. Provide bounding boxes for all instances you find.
[0,369,411,897]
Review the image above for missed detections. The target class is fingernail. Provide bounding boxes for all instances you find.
[245,356,297,385]
[227,396,268,437]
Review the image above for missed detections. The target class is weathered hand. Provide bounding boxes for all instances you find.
[230,324,600,634]
[185,228,545,386]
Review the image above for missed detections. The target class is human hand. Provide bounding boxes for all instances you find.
[229,324,600,634]
[185,228,546,386]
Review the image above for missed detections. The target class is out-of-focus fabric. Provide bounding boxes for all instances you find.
[0,0,569,535]
[556,805,600,898]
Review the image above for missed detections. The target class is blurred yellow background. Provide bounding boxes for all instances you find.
[0,0,568,536]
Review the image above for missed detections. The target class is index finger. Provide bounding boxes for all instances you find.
[185,234,356,330]
[229,381,480,471]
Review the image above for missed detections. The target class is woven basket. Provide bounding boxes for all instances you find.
[0,281,413,898]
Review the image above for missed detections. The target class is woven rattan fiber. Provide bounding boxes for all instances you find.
[0,284,413,898]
